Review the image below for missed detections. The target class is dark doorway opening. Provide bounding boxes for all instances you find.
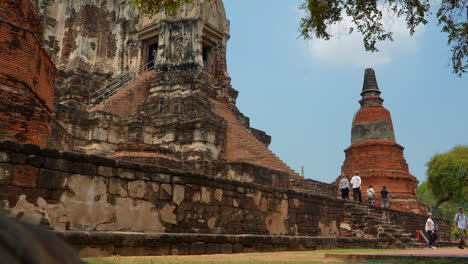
[146,41,158,71]
[202,46,212,72]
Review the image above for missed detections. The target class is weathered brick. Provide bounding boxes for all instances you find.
[12,165,38,187]
[0,152,10,162]
[0,163,13,184]
[37,169,65,189]
[190,242,206,255]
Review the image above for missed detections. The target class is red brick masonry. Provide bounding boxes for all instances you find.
[0,0,56,146]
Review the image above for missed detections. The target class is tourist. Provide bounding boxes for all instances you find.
[367,185,375,205]
[350,174,362,202]
[380,186,390,208]
[454,206,467,249]
[339,174,350,199]
[425,212,438,249]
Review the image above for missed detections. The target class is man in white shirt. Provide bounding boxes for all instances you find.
[454,206,467,249]
[350,174,362,202]
[425,212,437,249]
[338,174,350,199]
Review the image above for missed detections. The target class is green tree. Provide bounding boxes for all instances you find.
[417,181,457,220]
[133,0,467,77]
[299,0,467,76]
[425,145,468,214]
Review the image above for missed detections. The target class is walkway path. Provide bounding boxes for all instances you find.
[326,248,468,260]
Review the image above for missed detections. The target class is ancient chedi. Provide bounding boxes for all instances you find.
[339,68,427,214]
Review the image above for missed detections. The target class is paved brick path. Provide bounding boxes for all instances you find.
[326,248,468,260]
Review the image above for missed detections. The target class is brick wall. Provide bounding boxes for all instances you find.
[0,0,57,146]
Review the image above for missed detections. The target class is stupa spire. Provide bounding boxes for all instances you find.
[360,68,383,106]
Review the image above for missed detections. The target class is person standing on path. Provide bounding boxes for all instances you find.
[380,186,390,208]
[339,174,350,199]
[425,212,438,249]
[454,206,467,249]
[350,174,362,202]
[367,185,375,205]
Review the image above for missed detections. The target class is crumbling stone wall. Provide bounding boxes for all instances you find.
[0,140,450,243]
[0,140,341,236]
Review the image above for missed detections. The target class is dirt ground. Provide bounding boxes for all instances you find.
[84,248,468,264]
[84,249,395,264]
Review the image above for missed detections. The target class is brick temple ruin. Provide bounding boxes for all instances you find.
[0,0,449,257]
[336,69,427,214]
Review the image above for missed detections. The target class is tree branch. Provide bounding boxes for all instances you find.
[430,194,453,215]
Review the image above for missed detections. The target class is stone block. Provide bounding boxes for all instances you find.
[63,151,86,162]
[37,169,65,189]
[109,179,128,197]
[74,162,96,175]
[155,173,171,183]
[233,243,244,253]
[201,187,211,204]
[171,243,189,255]
[0,141,19,152]
[0,163,13,184]
[12,165,38,187]
[220,243,233,254]
[128,180,145,199]
[88,155,117,167]
[144,182,160,201]
[115,247,135,256]
[233,199,240,208]
[172,185,185,205]
[206,243,220,254]
[190,242,206,255]
[134,243,171,256]
[44,158,74,173]
[40,147,61,158]
[97,166,114,177]
[11,153,26,164]
[19,143,41,155]
[214,189,223,202]
[160,184,172,200]
[26,155,44,167]
[118,169,135,179]
[160,203,177,224]
[0,152,10,162]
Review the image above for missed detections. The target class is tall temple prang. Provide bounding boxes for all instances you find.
[338,68,427,214]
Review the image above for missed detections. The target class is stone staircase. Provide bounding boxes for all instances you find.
[209,98,301,178]
[341,201,426,249]
[88,61,155,106]
[89,71,154,116]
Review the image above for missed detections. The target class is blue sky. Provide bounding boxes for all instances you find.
[222,0,467,184]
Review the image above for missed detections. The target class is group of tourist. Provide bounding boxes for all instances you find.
[425,206,467,249]
[338,172,467,250]
[338,173,390,208]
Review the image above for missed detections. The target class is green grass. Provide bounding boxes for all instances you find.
[347,259,460,264]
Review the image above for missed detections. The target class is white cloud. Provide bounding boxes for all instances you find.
[305,5,426,68]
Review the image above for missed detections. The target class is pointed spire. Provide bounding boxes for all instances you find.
[362,68,380,92]
[360,68,383,106]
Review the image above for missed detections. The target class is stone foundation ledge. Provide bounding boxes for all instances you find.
[56,231,383,258]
